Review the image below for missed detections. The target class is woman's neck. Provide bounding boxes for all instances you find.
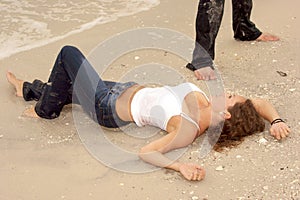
[197,105,212,135]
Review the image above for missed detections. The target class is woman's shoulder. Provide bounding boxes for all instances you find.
[185,91,210,108]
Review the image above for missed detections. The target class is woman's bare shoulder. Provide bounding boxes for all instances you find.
[185,91,210,108]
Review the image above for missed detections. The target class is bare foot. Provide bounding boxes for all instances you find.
[23,107,39,118]
[194,67,216,81]
[6,71,24,97]
[256,33,279,42]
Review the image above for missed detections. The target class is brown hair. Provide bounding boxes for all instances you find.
[214,99,265,151]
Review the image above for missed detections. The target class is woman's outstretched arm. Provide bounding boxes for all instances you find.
[138,117,205,181]
[251,98,291,140]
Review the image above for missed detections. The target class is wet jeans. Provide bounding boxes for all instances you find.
[23,45,136,128]
[189,0,262,70]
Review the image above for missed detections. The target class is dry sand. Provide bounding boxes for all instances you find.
[0,0,299,199]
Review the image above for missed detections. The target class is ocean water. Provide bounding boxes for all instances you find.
[0,0,160,60]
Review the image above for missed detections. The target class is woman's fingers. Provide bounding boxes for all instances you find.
[180,163,205,181]
[270,122,291,140]
[279,128,287,139]
[191,167,205,181]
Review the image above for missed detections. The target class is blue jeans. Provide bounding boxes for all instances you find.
[23,45,136,128]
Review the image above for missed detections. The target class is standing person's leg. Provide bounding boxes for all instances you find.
[186,0,224,80]
[232,0,279,41]
[194,0,224,61]
[232,0,262,41]
[195,0,225,60]
[187,0,224,73]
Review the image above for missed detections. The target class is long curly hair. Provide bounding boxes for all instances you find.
[214,99,265,151]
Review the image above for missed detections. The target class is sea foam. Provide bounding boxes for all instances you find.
[0,0,160,60]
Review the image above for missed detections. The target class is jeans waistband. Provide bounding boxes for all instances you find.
[96,81,137,128]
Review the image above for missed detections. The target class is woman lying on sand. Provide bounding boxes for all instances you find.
[7,46,290,181]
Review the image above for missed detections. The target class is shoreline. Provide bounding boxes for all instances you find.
[0,0,161,61]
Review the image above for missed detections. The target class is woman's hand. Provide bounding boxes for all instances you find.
[179,163,205,181]
[270,122,291,140]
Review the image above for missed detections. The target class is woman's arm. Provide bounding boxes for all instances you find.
[251,98,291,140]
[138,117,205,181]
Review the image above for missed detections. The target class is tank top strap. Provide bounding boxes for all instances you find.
[180,112,200,131]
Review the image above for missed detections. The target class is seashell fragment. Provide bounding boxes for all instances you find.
[215,166,224,171]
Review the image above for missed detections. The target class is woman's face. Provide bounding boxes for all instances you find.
[225,93,246,109]
[210,93,246,123]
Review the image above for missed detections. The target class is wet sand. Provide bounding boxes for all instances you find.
[0,0,299,199]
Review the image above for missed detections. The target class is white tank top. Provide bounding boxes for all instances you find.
[130,82,209,131]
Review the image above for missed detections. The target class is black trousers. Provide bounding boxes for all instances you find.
[189,0,262,70]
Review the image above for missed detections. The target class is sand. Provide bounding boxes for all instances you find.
[0,0,299,199]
